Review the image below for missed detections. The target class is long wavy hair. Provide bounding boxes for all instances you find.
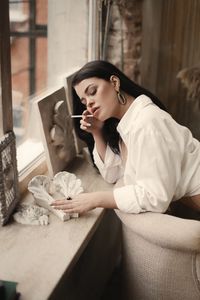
[71,60,167,158]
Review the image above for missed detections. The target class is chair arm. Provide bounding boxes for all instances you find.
[115,209,200,252]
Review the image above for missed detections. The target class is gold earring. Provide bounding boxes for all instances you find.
[117,90,127,105]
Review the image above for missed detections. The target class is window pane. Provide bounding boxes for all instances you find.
[9,0,89,174]
[9,0,47,172]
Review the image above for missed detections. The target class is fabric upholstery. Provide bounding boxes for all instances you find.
[115,210,200,300]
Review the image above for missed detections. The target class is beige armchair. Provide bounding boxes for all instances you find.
[115,208,200,300]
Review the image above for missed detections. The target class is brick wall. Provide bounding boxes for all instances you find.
[105,0,142,83]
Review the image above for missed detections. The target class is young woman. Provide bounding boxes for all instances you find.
[51,60,200,215]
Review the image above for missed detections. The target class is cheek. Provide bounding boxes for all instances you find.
[101,87,117,104]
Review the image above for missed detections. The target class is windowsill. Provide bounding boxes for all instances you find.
[0,156,113,300]
[17,139,46,195]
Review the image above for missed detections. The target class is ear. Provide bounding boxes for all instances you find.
[110,75,120,91]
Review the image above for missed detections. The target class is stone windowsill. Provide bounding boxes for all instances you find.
[0,156,113,300]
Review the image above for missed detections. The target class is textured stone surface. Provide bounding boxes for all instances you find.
[0,157,117,300]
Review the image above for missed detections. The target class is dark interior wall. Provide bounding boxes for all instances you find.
[141,0,200,140]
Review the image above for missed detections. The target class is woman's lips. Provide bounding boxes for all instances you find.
[93,107,100,117]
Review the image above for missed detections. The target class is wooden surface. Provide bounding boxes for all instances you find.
[141,0,200,140]
[0,157,113,300]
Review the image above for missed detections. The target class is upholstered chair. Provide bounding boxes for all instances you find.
[115,205,200,300]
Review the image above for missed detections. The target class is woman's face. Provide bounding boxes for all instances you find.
[74,77,119,121]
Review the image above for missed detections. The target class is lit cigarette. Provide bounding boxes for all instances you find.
[70,115,93,118]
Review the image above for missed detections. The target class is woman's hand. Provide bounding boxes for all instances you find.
[80,110,104,134]
[50,191,116,215]
[51,193,99,215]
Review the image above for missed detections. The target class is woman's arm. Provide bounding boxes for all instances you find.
[114,125,181,214]
[81,111,123,183]
[80,111,107,162]
[51,191,117,214]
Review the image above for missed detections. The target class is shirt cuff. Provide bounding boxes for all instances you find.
[113,185,144,214]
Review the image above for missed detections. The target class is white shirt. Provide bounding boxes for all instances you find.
[93,95,200,214]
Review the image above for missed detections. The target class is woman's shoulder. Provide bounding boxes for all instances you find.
[136,103,172,128]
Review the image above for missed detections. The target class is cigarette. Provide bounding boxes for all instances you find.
[70,114,93,118]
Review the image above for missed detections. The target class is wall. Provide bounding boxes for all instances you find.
[48,0,89,86]
[141,0,200,140]
[105,0,142,83]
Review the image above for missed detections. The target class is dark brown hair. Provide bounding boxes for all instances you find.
[71,60,167,158]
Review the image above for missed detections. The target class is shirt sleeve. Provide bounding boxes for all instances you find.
[93,144,124,183]
[114,126,181,213]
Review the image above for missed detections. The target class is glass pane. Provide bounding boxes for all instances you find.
[11,37,29,140]
[9,0,47,171]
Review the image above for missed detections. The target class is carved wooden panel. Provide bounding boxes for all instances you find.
[37,87,76,176]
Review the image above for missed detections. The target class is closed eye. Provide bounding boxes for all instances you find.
[88,87,97,96]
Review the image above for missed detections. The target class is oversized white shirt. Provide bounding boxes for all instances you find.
[93,95,200,213]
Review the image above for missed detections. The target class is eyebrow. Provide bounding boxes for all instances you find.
[80,84,94,101]
[84,84,94,94]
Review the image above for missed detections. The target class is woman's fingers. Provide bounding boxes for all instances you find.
[51,201,83,214]
[50,196,94,215]
[51,199,74,208]
[80,119,91,128]
[80,115,93,131]
[51,199,67,205]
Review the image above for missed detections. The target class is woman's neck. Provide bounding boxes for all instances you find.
[116,94,134,119]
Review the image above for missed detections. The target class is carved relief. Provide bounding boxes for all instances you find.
[37,87,76,176]
[28,171,84,221]
[13,204,49,226]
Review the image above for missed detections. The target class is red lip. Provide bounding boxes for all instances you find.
[91,107,100,115]
[93,107,100,117]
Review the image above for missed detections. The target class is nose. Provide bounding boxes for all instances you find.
[86,97,94,108]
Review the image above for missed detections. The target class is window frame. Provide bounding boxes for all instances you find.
[0,0,13,135]
[0,0,100,195]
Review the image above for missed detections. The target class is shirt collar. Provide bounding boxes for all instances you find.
[117,94,153,138]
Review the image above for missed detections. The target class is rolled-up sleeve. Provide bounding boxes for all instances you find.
[93,144,124,183]
[114,127,181,213]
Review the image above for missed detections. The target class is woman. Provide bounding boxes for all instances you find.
[51,60,200,215]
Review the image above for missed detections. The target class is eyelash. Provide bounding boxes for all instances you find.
[89,88,96,96]
[80,87,97,105]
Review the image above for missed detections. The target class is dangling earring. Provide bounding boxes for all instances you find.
[117,90,127,105]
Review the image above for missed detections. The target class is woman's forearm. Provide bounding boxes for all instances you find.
[95,191,117,209]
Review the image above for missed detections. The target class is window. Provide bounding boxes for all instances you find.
[7,0,94,180]
[9,0,47,175]
[0,0,100,197]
